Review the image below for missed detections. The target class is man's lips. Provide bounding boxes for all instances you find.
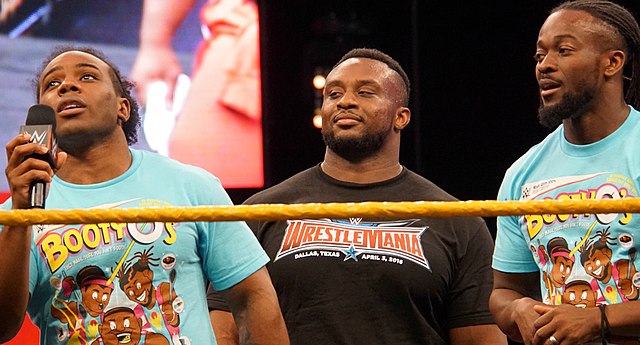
[56,99,87,114]
[538,78,562,97]
[333,112,362,125]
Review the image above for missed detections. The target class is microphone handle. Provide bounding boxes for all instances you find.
[29,180,46,209]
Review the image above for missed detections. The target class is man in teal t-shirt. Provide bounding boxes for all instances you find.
[491,1,640,344]
[0,46,289,345]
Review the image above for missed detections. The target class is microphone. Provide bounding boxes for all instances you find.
[19,104,57,209]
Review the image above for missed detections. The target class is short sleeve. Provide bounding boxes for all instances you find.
[206,282,231,312]
[492,176,539,273]
[198,182,269,291]
[447,221,497,328]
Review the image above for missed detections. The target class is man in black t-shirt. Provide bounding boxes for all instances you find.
[208,48,506,345]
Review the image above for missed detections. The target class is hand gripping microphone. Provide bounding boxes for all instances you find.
[20,104,57,209]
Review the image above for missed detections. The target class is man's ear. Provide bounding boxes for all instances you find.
[604,50,625,78]
[394,107,411,131]
[117,97,131,124]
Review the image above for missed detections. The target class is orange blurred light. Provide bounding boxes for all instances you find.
[313,114,322,128]
[313,75,326,90]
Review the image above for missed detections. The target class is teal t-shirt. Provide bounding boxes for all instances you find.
[3,149,268,345]
[493,106,640,307]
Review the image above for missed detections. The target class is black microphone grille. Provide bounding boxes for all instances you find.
[26,104,56,130]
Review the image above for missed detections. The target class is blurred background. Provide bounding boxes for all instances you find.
[2,1,640,342]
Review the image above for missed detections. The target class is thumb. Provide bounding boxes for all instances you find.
[533,304,554,315]
[54,151,67,173]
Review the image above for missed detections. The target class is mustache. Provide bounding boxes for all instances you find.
[537,73,561,83]
[331,110,363,121]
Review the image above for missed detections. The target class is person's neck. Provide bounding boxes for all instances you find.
[563,97,629,145]
[321,149,403,184]
[55,139,132,185]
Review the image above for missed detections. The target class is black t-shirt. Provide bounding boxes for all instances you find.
[209,165,495,344]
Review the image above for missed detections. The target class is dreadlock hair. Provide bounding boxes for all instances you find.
[34,45,141,145]
[334,48,411,107]
[553,0,640,109]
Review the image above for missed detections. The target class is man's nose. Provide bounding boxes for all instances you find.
[337,92,358,109]
[58,80,80,95]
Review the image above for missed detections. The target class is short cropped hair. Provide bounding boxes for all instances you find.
[334,48,411,106]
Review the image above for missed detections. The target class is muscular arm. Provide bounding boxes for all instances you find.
[450,324,507,345]
[533,301,640,344]
[606,300,640,337]
[210,310,239,345]
[219,267,288,345]
[0,135,66,341]
[489,270,543,344]
[0,224,31,342]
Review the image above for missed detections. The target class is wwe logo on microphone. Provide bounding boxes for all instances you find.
[29,129,48,145]
[21,125,57,153]
[19,124,58,167]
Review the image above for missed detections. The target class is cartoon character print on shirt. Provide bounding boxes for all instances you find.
[616,233,639,300]
[542,237,575,305]
[521,173,640,307]
[578,227,638,303]
[274,218,430,269]
[90,307,170,345]
[50,266,114,344]
[33,199,182,345]
[116,247,183,341]
[562,279,598,307]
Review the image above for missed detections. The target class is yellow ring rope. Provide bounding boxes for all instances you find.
[0,198,639,226]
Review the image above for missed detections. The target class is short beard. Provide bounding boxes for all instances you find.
[537,85,596,129]
[322,130,387,163]
[56,126,114,156]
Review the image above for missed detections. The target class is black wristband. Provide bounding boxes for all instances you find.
[599,304,610,345]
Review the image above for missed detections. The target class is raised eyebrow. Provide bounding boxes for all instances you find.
[40,66,62,83]
[75,62,102,73]
[41,62,101,82]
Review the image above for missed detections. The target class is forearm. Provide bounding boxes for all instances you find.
[232,292,288,345]
[606,300,640,337]
[489,288,540,342]
[0,225,31,342]
[221,267,289,345]
[210,310,239,345]
[139,0,198,47]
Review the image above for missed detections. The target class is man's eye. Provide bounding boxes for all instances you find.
[81,74,96,80]
[533,53,545,63]
[47,80,60,88]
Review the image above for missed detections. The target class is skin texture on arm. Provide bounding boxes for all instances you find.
[533,301,640,345]
[218,267,289,345]
[0,221,29,343]
[489,270,543,345]
[0,134,67,342]
[210,310,239,345]
[130,0,197,105]
[449,324,507,345]
[493,271,640,345]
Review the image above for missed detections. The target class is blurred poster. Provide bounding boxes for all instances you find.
[0,0,264,192]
